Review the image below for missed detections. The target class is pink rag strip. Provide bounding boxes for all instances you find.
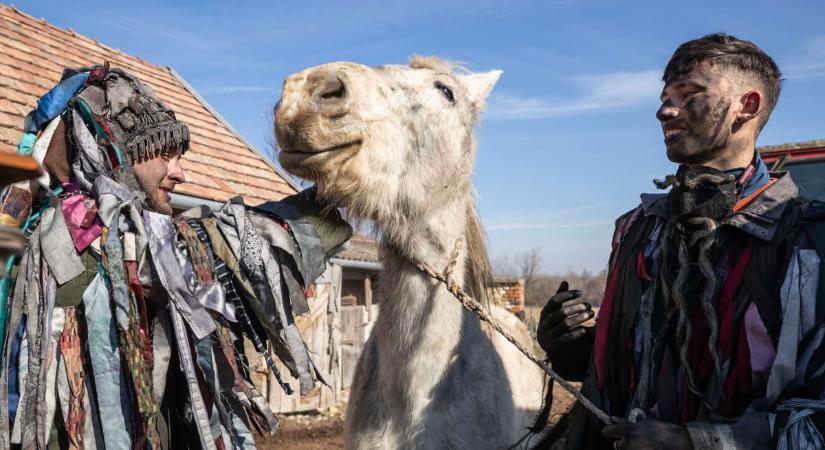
[744,302,776,385]
[61,194,103,252]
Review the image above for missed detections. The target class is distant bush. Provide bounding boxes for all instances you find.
[524,270,608,308]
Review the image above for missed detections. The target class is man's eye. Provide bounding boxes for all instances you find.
[433,81,455,103]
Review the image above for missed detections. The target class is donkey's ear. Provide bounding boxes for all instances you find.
[460,70,502,112]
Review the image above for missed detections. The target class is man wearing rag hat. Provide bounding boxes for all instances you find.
[0,64,351,449]
[537,34,825,449]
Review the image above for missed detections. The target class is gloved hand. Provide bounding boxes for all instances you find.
[537,281,594,355]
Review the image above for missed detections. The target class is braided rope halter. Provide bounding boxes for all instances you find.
[406,234,618,426]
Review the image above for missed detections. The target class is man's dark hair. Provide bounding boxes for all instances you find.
[664,33,783,132]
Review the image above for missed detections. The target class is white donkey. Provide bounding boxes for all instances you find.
[275,56,544,449]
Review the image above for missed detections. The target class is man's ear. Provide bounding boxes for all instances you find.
[736,90,763,125]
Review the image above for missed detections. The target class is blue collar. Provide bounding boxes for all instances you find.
[724,151,771,199]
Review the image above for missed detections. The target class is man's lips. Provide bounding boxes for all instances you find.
[159,186,173,201]
[663,127,685,141]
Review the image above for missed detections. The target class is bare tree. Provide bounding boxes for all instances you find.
[517,247,542,293]
[493,248,543,304]
[492,253,515,278]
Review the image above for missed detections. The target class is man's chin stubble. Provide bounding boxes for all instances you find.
[147,196,173,216]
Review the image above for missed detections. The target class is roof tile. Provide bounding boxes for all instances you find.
[0,4,297,205]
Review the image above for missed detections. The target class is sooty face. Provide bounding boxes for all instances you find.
[656,64,738,165]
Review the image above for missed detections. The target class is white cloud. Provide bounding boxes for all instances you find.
[200,86,276,94]
[485,69,662,120]
[784,35,825,80]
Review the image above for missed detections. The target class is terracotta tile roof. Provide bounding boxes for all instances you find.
[759,139,825,154]
[334,235,379,263]
[0,4,298,205]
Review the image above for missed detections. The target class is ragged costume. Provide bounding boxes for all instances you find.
[552,152,825,449]
[0,64,352,449]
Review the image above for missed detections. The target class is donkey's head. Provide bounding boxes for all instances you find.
[275,56,501,226]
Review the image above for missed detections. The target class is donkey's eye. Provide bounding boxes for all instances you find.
[434,81,455,103]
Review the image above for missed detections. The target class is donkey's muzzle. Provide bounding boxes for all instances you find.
[275,63,361,156]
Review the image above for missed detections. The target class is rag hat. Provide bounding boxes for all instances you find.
[72,65,190,164]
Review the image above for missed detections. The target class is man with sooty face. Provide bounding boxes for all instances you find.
[537,34,825,449]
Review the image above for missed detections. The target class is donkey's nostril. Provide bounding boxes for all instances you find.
[311,71,348,105]
[320,78,346,99]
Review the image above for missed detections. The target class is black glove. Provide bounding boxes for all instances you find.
[537,281,594,355]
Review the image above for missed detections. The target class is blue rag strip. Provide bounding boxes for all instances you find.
[17,71,89,154]
[25,72,89,134]
[7,317,26,422]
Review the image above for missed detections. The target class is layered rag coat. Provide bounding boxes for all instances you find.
[1,185,351,450]
[0,65,354,449]
[556,171,825,450]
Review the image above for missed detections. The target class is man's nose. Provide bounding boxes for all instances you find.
[656,101,679,122]
[168,156,186,184]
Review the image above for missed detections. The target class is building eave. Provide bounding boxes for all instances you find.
[329,257,383,271]
[170,192,224,212]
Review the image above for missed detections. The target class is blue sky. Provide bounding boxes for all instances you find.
[18,0,825,272]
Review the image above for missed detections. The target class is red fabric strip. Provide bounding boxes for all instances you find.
[721,324,752,416]
[595,262,622,389]
[636,249,653,283]
[718,244,754,357]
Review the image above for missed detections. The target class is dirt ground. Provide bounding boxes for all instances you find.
[260,384,577,449]
[258,408,345,450]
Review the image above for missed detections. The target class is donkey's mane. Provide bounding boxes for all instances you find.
[465,205,492,304]
[409,55,469,74]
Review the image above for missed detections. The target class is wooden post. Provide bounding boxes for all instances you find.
[364,274,373,321]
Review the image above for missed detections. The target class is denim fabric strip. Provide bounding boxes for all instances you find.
[212,329,271,444]
[223,393,259,449]
[82,360,106,449]
[85,274,132,450]
[7,317,26,424]
[9,333,27,444]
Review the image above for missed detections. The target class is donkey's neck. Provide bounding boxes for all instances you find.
[372,195,474,410]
